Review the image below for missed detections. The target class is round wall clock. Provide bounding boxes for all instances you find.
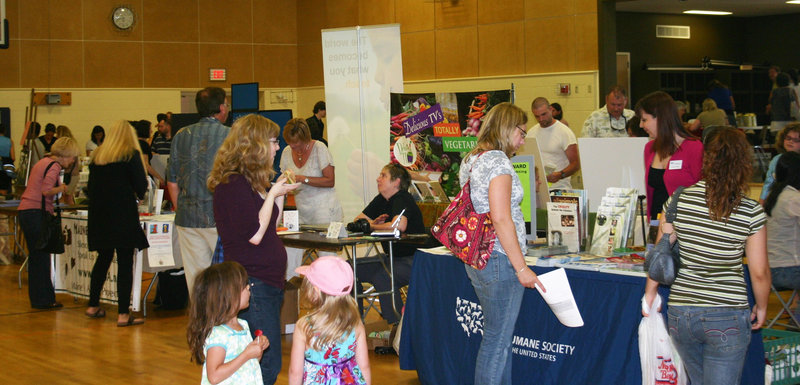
[111,6,135,30]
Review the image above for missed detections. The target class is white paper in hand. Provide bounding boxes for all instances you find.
[534,268,584,327]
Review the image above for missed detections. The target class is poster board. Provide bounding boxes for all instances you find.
[511,154,537,241]
[577,137,649,213]
[517,136,550,210]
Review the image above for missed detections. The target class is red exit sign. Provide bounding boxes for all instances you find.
[209,68,226,81]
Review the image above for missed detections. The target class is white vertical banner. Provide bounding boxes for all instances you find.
[322,24,403,221]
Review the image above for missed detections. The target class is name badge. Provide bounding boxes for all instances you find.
[668,160,683,170]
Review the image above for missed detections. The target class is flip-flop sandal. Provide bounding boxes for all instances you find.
[117,316,144,327]
[85,308,106,318]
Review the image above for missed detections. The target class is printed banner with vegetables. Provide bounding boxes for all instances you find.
[389,90,512,196]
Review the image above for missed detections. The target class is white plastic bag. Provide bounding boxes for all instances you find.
[639,295,687,385]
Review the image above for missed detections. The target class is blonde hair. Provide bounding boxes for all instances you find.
[55,125,74,139]
[50,137,80,158]
[701,98,718,112]
[91,120,145,172]
[299,277,361,351]
[207,114,278,193]
[467,102,527,159]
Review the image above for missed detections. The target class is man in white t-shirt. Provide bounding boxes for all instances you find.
[527,97,580,190]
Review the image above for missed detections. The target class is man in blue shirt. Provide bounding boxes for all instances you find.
[167,88,230,295]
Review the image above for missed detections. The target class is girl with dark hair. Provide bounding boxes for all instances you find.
[551,102,569,126]
[759,123,800,204]
[764,152,800,299]
[637,91,704,220]
[644,129,770,385]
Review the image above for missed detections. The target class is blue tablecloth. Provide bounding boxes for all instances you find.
[399,251,765,385]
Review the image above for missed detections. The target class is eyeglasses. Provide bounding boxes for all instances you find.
[784,135,800,143]
[269,139,279,144]
[516,126,528,137]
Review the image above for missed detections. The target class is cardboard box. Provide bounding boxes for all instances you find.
[367,335,391,350]
[280,277,302,334]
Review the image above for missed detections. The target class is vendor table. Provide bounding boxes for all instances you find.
[53,213,181,313]
[399,250,765,385]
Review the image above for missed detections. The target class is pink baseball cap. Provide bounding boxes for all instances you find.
[295,256,354,296]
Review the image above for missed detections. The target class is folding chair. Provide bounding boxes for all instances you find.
[767,284,800,329]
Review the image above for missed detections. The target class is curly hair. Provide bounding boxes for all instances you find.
[299,277,361,351]
[186,262,248,364]
[775,123,800,154]
[703,128,752,221]
[207,114,278,193]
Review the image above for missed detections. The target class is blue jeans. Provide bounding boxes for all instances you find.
[771,266,800,291]
[667,306,751,385]
[19,209,56,307]
[464,250,525,385]
[239,277,283,385]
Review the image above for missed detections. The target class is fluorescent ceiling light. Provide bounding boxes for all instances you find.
[787,0,800,4]
[683,10,733,15]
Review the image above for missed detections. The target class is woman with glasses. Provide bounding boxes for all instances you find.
[760,123,800,205]
[208,114,299,385]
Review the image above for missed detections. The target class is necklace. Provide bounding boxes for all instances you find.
[297,143,311,161]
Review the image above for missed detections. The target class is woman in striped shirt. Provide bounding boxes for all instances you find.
[644,128,771,385]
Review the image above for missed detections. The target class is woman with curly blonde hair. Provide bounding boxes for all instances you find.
[644,128,770,385]
[208,113,298,383]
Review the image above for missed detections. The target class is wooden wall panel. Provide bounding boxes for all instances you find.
[19,0,82,40]
[254,45,298,88]
[435,0,477,29]
[0,43,21,88]
[198,0,252,43]
[84,42,144,88]
[326,0,359,29]
[575,0,598,14]
[143,43,200,88]
[478,0,524,24]
[297,43,324,87]
[6,0,19,39]
[479,22,525,76]
[525,17,576,73]
[395,0,434,33]
[297,0,326,45]
[359,0,395,26]
[574,13,598,71]
[526,0,574,19]
[435,27,478,79]
[199,43,254,88]
[401,31,435,81]
[142,0,199,42]
[254,0,297,44]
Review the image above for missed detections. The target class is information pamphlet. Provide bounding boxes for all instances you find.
[547,202,580,253]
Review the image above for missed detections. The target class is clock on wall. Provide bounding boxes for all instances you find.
[111,6,135,30]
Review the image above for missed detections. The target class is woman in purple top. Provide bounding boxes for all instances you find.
[637,91,704,220]
[208,114,299,384]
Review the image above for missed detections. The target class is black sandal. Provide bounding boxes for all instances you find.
[85,308,106,318]
[117,316,144,327]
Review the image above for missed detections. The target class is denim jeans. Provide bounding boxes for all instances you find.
[667,306,751,385]
[19,209,56,307]
[464,250,525,385]
[771,266,800,291]
[239,277,283,385]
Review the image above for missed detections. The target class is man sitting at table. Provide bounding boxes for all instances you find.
[353,163,425,325]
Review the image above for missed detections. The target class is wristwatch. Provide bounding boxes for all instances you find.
[304,177,309,184]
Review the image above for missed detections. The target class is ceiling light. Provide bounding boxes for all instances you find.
[787,0,800,4]
[683,10,733,15]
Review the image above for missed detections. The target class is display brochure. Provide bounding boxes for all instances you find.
[534,268,584,327]
[546,202,580,253]
[589,205,627,256]
[550,189,588,249]
[604,187,638,242]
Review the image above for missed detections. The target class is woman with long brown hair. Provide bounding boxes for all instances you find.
[644,128,770,385]
[208,114,298,384]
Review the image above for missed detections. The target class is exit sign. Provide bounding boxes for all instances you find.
[209,68,226,81]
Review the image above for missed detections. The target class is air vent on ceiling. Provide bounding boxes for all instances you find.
[656,25,690,39]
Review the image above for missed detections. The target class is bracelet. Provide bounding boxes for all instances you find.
[515,266,527,276]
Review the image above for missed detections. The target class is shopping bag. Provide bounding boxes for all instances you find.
[639,295,687,385]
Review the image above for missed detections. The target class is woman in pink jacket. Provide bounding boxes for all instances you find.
[637,91,704,221]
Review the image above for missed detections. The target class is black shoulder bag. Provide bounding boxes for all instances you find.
[35,161,65,254]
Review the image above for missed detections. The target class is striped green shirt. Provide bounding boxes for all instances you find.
[667,181,766,308]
